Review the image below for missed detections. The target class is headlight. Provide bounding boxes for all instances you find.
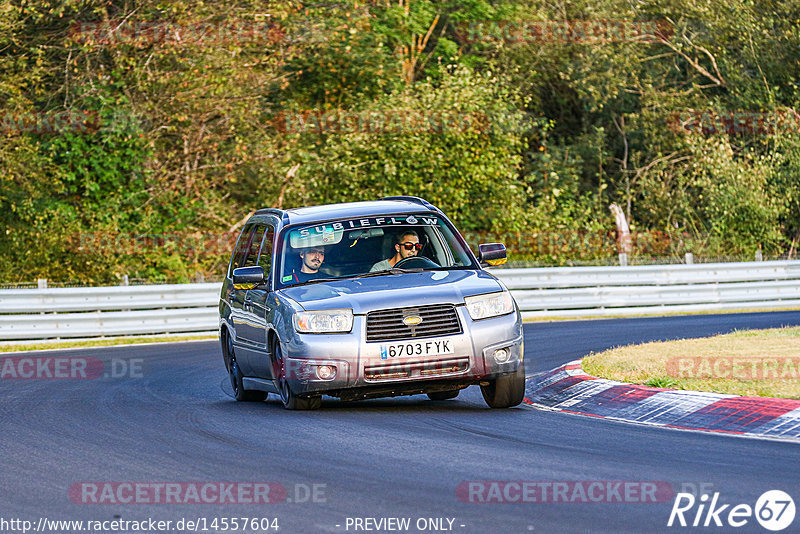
[293,309,353,333]
[464,291,514,320]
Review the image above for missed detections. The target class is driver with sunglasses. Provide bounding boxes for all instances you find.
[370,230,422,272]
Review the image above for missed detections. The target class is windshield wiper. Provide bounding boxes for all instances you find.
[350,268,423,279]
[289,277,341,287]
[286,268,423,287]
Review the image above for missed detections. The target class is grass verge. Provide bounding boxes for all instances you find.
[582,327,800,399]
[0,335,217,353]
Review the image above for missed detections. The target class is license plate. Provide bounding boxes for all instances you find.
[379,339,454,359]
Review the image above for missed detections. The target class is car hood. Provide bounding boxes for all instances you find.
[278,270,504,314]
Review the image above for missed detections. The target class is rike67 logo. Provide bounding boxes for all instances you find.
[668,490,795,531]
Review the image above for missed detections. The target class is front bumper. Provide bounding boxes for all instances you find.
[280,305,523,397]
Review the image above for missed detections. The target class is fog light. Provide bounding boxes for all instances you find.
[493,348,510,364]
[316,365,336,380]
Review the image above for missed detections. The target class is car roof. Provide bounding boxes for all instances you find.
[255,198,440,227]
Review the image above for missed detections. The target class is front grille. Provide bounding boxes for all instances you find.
[365,304,462,342]
[364,357,470,381]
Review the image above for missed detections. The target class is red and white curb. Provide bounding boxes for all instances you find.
[523,360,800,442]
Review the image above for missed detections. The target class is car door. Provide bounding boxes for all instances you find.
[244,222,279,379]
[231,223,268,371]
[228,223,255,347]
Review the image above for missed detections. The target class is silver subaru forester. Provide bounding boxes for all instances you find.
[219,196,525,410]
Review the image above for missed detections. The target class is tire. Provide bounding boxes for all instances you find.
[480,363,526,409]
[226,332,267,402]
[427,389,460,401]
[275,343,321,410]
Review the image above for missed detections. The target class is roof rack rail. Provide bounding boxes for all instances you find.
[254,207,286,216]
[253,207,290,225]
[380,196,437,210]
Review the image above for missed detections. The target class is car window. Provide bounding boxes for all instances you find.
[229,223,253,276]
[229,223,269,277]
[243,224,268,268]
[258,226,275,276]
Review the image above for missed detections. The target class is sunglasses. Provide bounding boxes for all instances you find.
[400,242,423,251]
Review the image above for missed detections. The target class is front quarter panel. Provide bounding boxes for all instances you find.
[273,292,305,346]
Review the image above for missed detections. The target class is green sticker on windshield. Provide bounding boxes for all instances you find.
[282,275,293,282]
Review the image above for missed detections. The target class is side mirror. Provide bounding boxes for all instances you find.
[232,266,266,290]
[478,243,507,267]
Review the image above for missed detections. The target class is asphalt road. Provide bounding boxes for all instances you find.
[2,311,800,534]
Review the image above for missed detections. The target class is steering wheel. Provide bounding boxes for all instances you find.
[394,256,440,269]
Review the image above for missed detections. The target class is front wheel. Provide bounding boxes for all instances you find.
[480,363,526,408]
[275,343,322,410]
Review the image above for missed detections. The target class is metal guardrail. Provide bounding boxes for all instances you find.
[0,283,221,341]
[499,260,800,319]
[2,261,800,341]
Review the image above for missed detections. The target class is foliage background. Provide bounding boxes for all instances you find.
[1,0,799,283]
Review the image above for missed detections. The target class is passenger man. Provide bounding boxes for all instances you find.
[370,230,422,272]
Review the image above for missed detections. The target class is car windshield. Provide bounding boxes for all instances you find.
[276,213,477,288]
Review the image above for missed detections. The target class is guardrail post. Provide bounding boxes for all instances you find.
[37,278,47,289]
[755,249,763,261]
[685,253,694,264]
[122,274,129,286]
[618,253,628,266]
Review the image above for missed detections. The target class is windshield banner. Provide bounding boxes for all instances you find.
[289,215,439,249]
[296,215,438,238]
